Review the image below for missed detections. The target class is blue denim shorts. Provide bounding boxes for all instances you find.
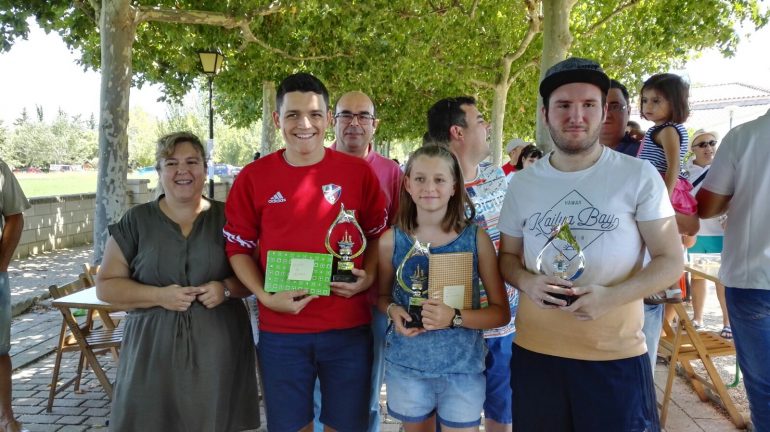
[386,368,485,428]
[257,326,372,432]
[484,333,514,424]
[0,272,11,356]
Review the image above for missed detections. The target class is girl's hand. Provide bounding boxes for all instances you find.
[196,281,227,309]
[157,285,204,312]
[390,304,426,337]
[420,299,455,330]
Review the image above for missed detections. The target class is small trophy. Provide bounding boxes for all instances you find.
[396,238,431,328]
[325,204,367,283]
[535,221,585,306]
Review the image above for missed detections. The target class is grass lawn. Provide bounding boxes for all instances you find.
[16,171,158,198]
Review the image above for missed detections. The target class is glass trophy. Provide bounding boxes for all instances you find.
[535,221,585,306]
[395,238,431,328]
[325,204,367,283]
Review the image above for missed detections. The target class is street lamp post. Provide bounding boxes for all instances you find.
[198,50,225,198]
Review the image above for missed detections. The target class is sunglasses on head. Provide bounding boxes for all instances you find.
[694,140,717,148]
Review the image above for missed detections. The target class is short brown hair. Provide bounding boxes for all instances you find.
[395,145,475,234]
[155,132,207,171]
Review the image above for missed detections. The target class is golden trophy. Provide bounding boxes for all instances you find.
[396,238,431,328]
[325,204,367,283]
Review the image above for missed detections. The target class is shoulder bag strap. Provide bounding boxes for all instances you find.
[692,168,709,187]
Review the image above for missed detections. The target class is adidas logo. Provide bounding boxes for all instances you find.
[268,192,286,204]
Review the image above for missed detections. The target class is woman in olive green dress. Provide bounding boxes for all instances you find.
[97,132,259,432]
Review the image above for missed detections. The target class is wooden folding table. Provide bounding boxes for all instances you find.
[51,286,123,399]
[658,257,746,429]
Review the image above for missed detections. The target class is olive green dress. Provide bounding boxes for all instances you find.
[108,197,259,432]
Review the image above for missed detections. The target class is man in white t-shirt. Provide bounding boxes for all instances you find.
[497,57,683,430]
[697,108,770,430]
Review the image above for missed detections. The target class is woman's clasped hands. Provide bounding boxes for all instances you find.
[157,282,229,311]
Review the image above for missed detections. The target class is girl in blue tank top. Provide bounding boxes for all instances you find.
[377,145,510,431]
[637,73,699,235]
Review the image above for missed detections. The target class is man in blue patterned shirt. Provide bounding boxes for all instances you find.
[427,97,517,432]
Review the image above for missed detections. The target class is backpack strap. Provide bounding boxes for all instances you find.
[692,168,709,187]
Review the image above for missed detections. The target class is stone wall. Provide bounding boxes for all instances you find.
[14,177,234,260]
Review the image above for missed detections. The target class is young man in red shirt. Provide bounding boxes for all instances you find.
[224,73,387,432]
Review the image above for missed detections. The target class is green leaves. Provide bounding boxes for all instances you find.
[2,0,766,153]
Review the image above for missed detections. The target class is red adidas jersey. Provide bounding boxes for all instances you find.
[224,148,388,333]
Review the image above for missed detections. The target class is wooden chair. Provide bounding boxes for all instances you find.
[47,274,123,412]
[82,263,125,327]
[82,263,98,286]
[657,303,745,428]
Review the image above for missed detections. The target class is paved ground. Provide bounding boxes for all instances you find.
[5,245,750,431]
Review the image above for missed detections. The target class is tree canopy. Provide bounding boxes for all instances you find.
[2,1,766,147]
[1,0,766,260]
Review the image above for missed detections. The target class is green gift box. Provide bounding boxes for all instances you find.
[264,250,334,296]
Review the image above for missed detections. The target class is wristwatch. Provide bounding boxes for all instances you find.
[450,308,463,328]
[223,285,231,298]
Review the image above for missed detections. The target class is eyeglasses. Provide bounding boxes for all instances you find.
[607,103,628,113]
[334,112,376,125]
[694,140,717,148]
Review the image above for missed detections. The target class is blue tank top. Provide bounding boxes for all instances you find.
[385,225,486,377]
[638,121,689,179]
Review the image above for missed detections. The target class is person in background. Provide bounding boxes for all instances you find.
[0,158,30,432]
[697,108,770,431]
[600,79,641,157]
[502,139,526,178]
[316,90,401,432]
[514,144,543,171]
[637,73,699,236]
[686,130,730,337]
[97,132,260,432]
[637,73,698,315]
[427,96,518,432]
[600,77,662,371]
[627,121,645,142]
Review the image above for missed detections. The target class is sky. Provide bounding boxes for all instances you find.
[680,22,770,88]
[1,20,769,127]
[0,23,166,126]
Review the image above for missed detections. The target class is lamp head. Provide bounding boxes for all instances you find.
[198,50,225,75]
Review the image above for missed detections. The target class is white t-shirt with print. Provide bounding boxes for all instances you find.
[498,147,674,360]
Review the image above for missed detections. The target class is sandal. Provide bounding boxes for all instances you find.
[692,320,703,330]
[720,326,733,339]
